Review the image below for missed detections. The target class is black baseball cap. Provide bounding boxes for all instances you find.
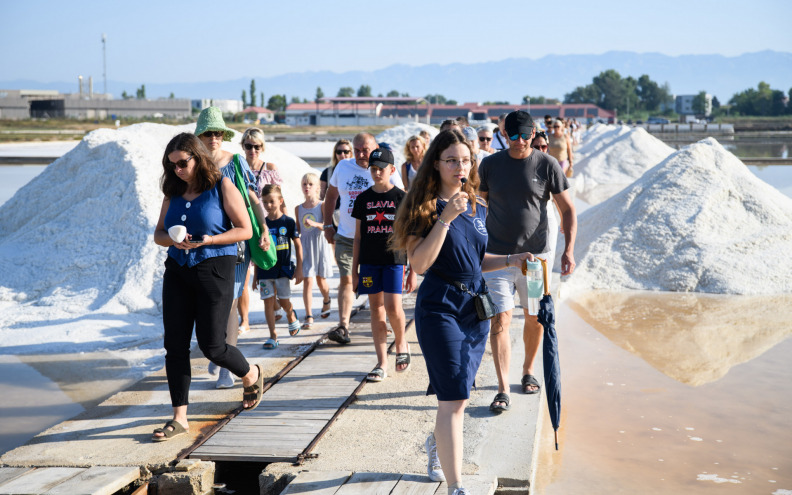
[505,110,535,137]
[368,148,394,168]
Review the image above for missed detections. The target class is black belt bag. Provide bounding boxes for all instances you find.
[431,269,498,321]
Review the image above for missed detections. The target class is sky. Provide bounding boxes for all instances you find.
[1,0,790,84]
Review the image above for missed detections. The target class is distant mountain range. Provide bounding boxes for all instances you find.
[4,51,791,105]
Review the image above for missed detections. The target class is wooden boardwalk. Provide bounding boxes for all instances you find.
[0,466,139,495]
[190,339,374,463]
[280,471,497,495]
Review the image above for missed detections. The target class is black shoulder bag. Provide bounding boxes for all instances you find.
[430,269,498,321]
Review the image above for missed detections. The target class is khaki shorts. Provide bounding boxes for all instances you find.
[333,233,354,278]
[483,252,555,313]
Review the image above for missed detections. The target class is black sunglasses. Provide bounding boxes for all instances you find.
[202,131,224,139]
[479,137,492,142]
[169,156,193,169]
[336,148,352,155]
[244,143,262,151]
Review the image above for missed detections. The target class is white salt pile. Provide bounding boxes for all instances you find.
[565,138,792,295]
[375,122,437,166]
[574,125,674,204]
[0,123,311,370]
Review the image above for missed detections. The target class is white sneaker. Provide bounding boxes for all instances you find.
[208,362,219,375]
[216,368,235,389]
[451,488,469,495]
[425,432,445,482]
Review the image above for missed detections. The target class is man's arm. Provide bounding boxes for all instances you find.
[323,185,339,244]
[553,189,577,275]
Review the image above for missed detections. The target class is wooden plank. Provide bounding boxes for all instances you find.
[47,466,140,495]
[335,472,401,495]
[280,471,351,495]
[0,467,84,494]
[190,451,299,463]
[221,423,323,434]
[228,417,328,426]
[390,474,441,495]
[201,433,318,447]
[241,409,335,419]
[0,468,33,487]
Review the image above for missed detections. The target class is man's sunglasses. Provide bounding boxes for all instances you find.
[509,133,532,142]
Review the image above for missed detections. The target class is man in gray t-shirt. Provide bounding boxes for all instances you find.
[478,110,577,413]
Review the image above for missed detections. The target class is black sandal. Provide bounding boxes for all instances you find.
[395,350,411,373]
[521,374,541,395]
[243,364,264,410]
[320,299,332,318]
[489,392,511,413]
[327,325,350,344]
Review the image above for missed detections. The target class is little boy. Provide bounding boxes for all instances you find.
[351,148,417,382]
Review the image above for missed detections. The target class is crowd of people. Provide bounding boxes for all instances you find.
[151,106,577,495]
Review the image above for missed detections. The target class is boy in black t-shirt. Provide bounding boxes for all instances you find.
[351,148,417,382]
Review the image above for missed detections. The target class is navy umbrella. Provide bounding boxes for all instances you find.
[537,258,561,450]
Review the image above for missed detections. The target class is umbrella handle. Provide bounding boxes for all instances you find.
[539,258,550,296]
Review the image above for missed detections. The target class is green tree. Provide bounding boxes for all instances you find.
[357,84,372,97]
[260,92,265,108]
[728,81,787,116]
[425,94,447,104]
[337,86,354,97]
[564,84,600,105]
[447,100,458,106]
[290,96,301,104]
[250,79,257,107]
[168,92,175,99]
[522,95,546,104]
[267,94,286,111]
[121,90,129,100]
[636,74,670,111]
[387,90,400,97]
[136,84,146,99]
[692,91,708,115]
[315,86,324,102]
[241,90,247,107]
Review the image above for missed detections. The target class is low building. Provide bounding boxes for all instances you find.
[240,106,276,123]
[191,99,244,114]
[1,89,192,119]
[675,94,712,117]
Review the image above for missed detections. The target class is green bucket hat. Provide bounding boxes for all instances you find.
[195,107,234,141]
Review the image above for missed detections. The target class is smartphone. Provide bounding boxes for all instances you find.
[188,238,203,243]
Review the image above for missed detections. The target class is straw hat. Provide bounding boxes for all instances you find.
[194,107,234,141]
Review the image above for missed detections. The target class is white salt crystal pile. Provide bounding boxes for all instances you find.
[376,122,438,166]
[566,138,792,295]
[574,125,675,204]
[0,123,311,365]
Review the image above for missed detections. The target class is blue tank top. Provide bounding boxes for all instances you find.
[164,179,237,267]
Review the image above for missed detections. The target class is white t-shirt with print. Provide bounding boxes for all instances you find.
[329,158,404,238]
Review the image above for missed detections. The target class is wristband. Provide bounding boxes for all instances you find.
[437,218,450,229]
[323,224,334,229]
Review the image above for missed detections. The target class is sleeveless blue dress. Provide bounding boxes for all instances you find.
[415,200,490,401]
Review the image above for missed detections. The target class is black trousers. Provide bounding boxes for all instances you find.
[162,255,250,407]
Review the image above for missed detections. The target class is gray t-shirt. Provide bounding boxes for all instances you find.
[479,149,568,255]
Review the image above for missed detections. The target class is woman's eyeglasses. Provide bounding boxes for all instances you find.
[336,149,352,155]
[437,157,472,167]
[202,131,224,139]
[169,156,193,169]
[244,143,262,151]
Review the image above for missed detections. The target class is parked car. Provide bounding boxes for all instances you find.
[647,116,671,124]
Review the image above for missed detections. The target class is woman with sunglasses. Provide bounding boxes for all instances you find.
[194,107,272,389]
[531,130,549,153]
[320,139,352,200]
[401,135,426,190]
[152,133,264,442]
[547,119,574,177]
[234,128,282,336]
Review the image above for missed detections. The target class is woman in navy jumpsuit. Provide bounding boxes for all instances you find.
[391,130,533,495]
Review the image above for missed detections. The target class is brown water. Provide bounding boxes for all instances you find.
[534,292,792,495]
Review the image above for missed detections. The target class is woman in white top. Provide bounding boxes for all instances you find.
[401,135,426,190]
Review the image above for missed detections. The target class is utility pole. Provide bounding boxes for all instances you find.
[102,33,107,94]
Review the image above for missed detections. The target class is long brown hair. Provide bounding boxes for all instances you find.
[390,129,481,251]
[160,133,221,198]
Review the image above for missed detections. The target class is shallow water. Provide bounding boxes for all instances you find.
[534,293,792,494]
